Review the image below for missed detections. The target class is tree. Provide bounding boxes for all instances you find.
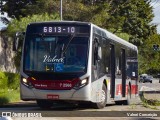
[1,0,156,45]
[0,0,60,19]
[7,13,59,68]
[139,34,160,74]
[1,0,33,19]
[107,0,156,46]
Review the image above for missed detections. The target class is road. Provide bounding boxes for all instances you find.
[0,79,160,120]
[139,78,160,90]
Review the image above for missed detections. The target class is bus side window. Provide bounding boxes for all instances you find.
[93,38,99,65]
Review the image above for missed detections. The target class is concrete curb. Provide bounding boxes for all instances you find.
[139,86,160,105]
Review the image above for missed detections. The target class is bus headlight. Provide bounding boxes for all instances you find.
[73,78,89,90]
[22,78,27,83]
[81,79,87,85]
[21,77,34,88]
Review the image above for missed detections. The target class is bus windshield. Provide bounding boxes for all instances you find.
[24,35,89,73]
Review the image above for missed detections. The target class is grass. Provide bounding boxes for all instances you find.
[0,89,20,106]
[140,94,160,110]
[129,103,137,109]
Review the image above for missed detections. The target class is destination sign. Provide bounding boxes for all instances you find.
[27,24,90,34]
[43,26,76,33]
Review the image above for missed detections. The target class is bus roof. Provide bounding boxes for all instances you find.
[28,21,91,26]
[91,23,138,51]
[28,21,137,51]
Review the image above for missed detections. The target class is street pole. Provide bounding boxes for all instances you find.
[60,0,63,21]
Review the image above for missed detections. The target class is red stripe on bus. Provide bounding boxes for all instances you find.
[116,84,138,95]
[131,85,138,94]
[27,77,79,90]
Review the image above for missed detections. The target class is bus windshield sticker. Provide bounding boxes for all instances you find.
[54,63,64,72]
[43,55,65,63]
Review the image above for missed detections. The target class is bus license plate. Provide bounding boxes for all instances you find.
[47,94,59,100]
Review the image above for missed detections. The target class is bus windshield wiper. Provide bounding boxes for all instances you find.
[62,34,75,56]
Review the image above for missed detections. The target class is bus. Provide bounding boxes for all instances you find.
[15,21,138,109]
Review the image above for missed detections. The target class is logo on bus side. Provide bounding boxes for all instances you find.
[43,55,65,63]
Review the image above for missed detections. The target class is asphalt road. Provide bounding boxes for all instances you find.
[0,79,160,120]
[139,78,160,90]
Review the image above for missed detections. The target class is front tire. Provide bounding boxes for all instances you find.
[36,100,53,109]
[92,84,107,109]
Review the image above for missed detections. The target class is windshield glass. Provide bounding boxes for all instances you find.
[24,35,89,73]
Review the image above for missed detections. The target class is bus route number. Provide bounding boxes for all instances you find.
[43,26,75,33]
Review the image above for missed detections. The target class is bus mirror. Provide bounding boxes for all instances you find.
[13,32,25,51]
[98,47,102,60]
[13,33,19,51]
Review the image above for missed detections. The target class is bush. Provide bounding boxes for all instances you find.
[0,72,8,89]
[0,90,20,105]
[0,71,20,90]
[4,72,20,90]
[0,71,20,105]
[0,94,9,105]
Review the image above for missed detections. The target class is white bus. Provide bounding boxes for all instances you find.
[16,21,138,109]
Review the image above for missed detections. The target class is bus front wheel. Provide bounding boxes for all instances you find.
[36,100,53,109]
[92,84,107,109]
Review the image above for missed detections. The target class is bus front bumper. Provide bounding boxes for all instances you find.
[20,83,90,101]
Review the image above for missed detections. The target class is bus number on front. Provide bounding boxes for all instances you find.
[43,27,75,33]
[60,83,72,88]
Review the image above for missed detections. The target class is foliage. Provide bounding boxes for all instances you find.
[7,13,60,37]
[4,72,20,90]
[0,72,8,89]
[138,34,160,74]
[0,94,9,105]
[0,71,20,90]
[1,0,159,73]
[0,71,20,105]
[7,13,59,68]
[107,0,156,45]
[2,0,156,45]
[0,90,20,105]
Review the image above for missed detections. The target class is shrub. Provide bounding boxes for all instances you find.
[0,72,20,105]
[0,72,8,89]
[0,94,9,105]
[0,71,20,90]
[4,72,20,90]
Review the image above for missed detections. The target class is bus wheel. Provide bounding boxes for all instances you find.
[92,84,107,109]
[36,100,53,109]
[124,86,131,105]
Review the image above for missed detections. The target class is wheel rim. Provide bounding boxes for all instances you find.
[100,90,106,103]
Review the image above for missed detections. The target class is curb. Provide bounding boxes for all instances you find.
[139,86,160,106]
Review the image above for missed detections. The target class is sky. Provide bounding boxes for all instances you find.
[151,0,160,33]
[0,1,160,33]
[0,12,8,29]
